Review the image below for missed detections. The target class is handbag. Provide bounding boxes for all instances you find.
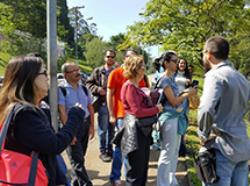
[189,93,200,109]
[0,107,48,186]
[137,115,158,128]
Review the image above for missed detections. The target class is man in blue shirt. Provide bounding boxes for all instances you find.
[58,62,94,186]
[198,36,250,186]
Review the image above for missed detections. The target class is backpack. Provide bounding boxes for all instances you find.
[59,85,89,97]
[150,76,164,105]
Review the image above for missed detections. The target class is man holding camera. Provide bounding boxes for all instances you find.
[198,36,250,186]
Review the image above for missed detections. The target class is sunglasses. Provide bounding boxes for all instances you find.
[106,56,114,59]
[37,70,48,77]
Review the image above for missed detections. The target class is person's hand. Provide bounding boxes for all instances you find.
[156,104,163,113]
[184,87,197,97]
[88,126,95,140]
[99,88,106,96]
[109,115,116,124]
[71,136,77,145]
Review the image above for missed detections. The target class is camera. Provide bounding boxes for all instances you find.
[192,80,199,88]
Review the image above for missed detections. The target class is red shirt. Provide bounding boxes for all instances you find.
[121,81,159,118]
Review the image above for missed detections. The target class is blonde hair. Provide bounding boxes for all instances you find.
[123,55,144,79]
[0,56,43,124]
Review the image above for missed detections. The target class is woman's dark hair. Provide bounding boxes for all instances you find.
[153,57,161,72]
[160,51,178,70]
[0,55,44,120]
[3,56,43,103]
[176,59,192,79]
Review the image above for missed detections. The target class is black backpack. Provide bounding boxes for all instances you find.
[59,85,89,97]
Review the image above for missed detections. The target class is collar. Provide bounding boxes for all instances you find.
[64,80,81,88]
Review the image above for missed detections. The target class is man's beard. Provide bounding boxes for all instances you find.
[203,59,211,73]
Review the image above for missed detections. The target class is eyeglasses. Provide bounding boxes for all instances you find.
[106,56,114,59]
[65,69,80,73]
[37,70,48,77]
[170,59,179,64]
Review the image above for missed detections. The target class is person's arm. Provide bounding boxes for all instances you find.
[107,87,116,123]
[161,77,195,107]
[197,75,223,143]
[87,104,95,139]
[125,84,159,118]
[163,86,189,107]
[58,88,67,125]
[85,68,105,96]
[58,105,67,125]
[13,106,85,154]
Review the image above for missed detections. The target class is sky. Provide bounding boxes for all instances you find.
[67,0,159,57]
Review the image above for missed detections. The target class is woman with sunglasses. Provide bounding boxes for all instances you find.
[156,51,196,186]
[0,55,85,186]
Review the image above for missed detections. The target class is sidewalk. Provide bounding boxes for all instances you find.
[62,134,190,186]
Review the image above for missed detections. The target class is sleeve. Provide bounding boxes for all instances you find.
[13,106,83,154]
[125,84,159,118]
[58,88,65,106]
[87,89,93,105]
[197,75,223,141]
[85,68,102,95]
[159,77,171,90]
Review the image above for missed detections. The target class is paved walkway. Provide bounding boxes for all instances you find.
[63,132,189,186]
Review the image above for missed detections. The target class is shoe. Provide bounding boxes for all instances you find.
[111,180,122,186]
[99,153,111,162]
[107,150,113,159]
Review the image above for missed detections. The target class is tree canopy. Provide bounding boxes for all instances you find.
[121,0,250,75]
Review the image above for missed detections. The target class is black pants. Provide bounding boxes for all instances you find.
[66,116,93,186]
[125,127,151,186]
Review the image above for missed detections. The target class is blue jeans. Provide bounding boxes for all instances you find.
[110,118,124,182]
[97,105,114,154]
[203,150,248,186]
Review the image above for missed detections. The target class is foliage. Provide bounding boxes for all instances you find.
[2,0,47,38]
[68,6,97,60]
[84,37,109,67]
[122,0,250,76]
[57,0,75,47]
[0,3,15,61]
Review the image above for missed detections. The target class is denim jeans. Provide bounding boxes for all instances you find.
[157,118,181,186]
[203,150,248,186]
[97,105,114,154]
[110,118,124,182]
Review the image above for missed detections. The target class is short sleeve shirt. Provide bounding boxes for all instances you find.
[159,76,180,111]
[58,81,92,118]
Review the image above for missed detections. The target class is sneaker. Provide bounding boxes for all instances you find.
[107,150,113,159]
[99,153,111,162]
[111,180,122,186]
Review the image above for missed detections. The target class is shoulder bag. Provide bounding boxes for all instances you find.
[0,106,48,186]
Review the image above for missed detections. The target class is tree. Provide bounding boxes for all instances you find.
[68,6,97,60]
[85,37,108,67]
[121,0,250,75]
[0,3,15,66]
[57,0,75,47]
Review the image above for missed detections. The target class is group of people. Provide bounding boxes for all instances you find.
[0,36,249,186]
